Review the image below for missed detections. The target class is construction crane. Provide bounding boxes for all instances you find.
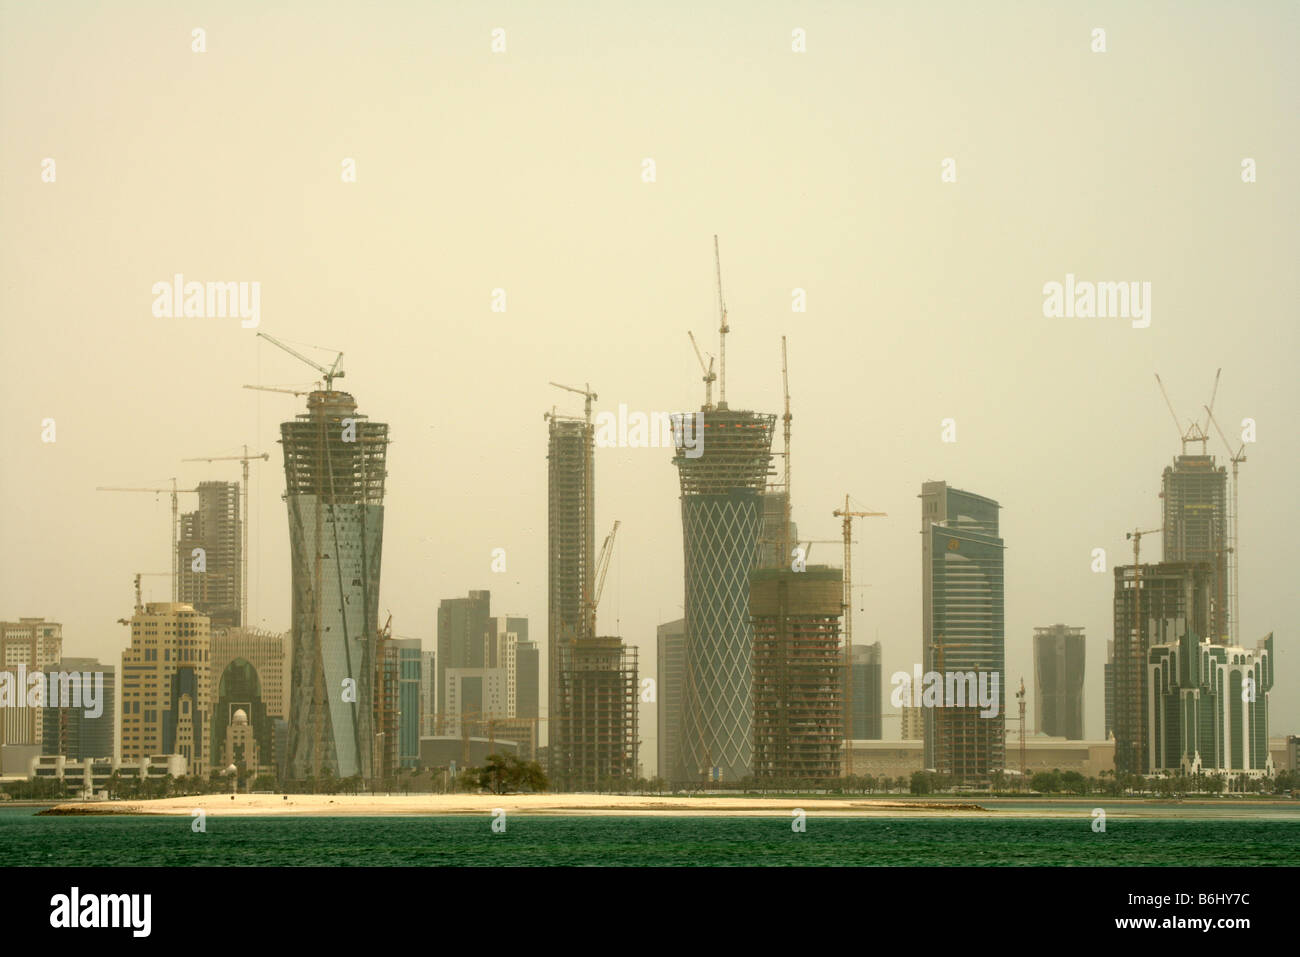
[114,572,173,619]
[257,332,345,390]
[585,520,621,639]
[686,331,716,410]
[1014,678,1027,783]
[1205,403,1247,643]
[832,495,886,775]
[180,445,270,627]
[242,383,320,397]
[780,336,792,555]
[96,481,199,600]
[1155,369,1219,455]
[713,235,730,410]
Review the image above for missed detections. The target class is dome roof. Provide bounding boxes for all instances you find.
[232,708,249,725]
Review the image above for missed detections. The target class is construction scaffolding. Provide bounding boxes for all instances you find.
[281,389,389,780]
[1160,455,1228,642]
[561,637,638,789]
[750,566,843,783]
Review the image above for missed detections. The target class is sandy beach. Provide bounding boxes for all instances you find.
[40,793,996,818]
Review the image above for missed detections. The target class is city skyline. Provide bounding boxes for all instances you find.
[2,3,1296,761]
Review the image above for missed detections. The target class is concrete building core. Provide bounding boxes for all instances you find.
[750,565,844,782]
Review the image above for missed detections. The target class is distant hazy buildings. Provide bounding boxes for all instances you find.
[845,642,882,740]
[656,618,685,782]
[436,590,491,730]
[920,482,1005,782]
[750,566,844,781]
[41,657,114,762]
[1149,632,1273,777]
[281,389,388,780]
[899,706,924,740]
[1033,624,1085,740]
[672,406,776,782]
[0,618,63,746]
[443,667,507,738]
[486,615,529,716]
[177,481,241,628]
[1112,561,1212,776]
[121,602,211,776]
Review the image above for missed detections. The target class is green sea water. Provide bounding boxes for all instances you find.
[2,806,1298,866]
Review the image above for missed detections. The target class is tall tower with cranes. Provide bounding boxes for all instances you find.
[671,236,775,783]
[260,333,389,780]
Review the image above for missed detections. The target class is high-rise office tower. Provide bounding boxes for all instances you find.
[750,566,844,781]
[1161,454,1228,641]
[176,481,241,628]
[1112,561,1212,775]
[486,615,529,716]
[393,639,421,769]
[672,407,776,782]
[515,639,540,721]
[281,389,388,780]
[436,591,491,731]
[1033,624,1085,740]
[547,415,594,771]
[0,618,62,746]
[844,642,882,740]
[41,658,114,760]
[1149,631,1273,777]
[920,481,1005,782]
[420,650,437,735]
[121,602,211,775]
[656,618,686,782]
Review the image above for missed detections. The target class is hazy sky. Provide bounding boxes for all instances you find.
[3,1,1297,772]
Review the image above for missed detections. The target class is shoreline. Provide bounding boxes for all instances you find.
[34,793,1300,819]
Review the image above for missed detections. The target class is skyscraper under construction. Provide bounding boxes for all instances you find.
[176,480,241,629]
[547,411,594,778]
[750,565,844,782]
[280,389,388,780]
[1161,454,1228,641]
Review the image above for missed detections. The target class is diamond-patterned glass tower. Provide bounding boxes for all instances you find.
[671,408,775,782]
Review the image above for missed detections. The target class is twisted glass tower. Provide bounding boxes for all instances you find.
[281,390,388,780]
[671,407,775,782]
